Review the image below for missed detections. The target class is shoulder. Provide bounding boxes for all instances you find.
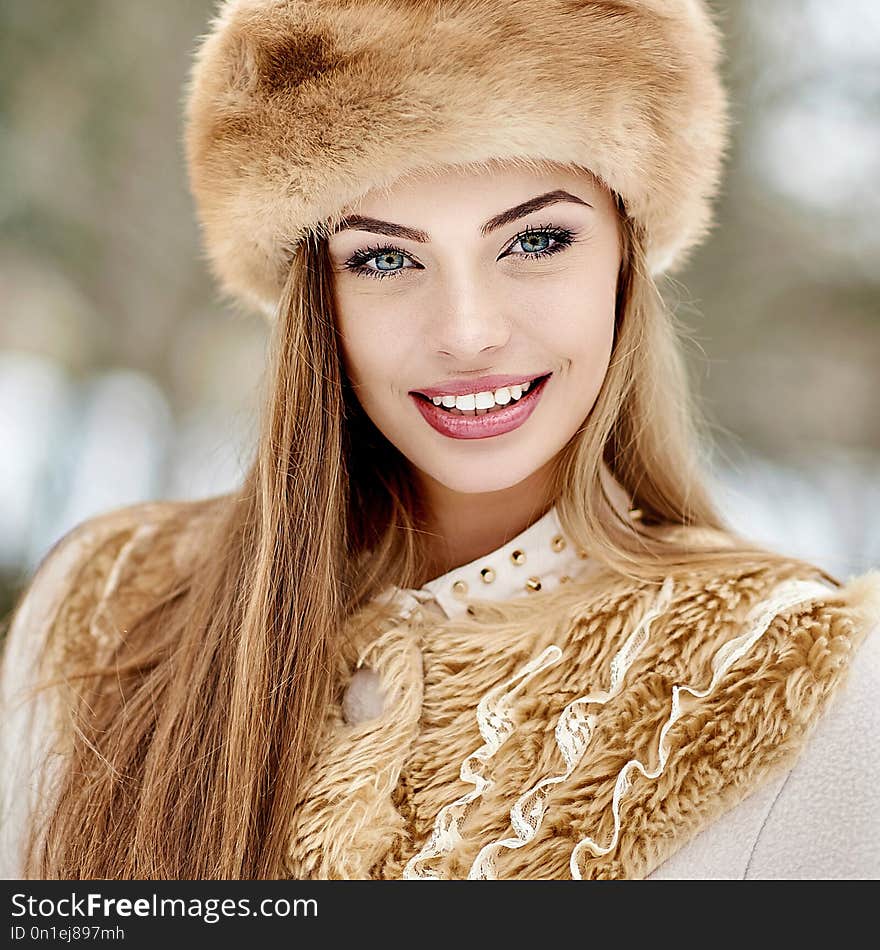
[3,502,170,671]
[0,502,152,877]
[744,614,880,878]
[538,559,880,879]
[3,499,209,665]
[647,615,880,879]
[0,498,219,877]
[0,497,214,731]
[644,567,880,879]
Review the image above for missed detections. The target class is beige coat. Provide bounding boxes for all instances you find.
[1,501,879,879]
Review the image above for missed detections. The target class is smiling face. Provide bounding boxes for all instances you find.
[327,160,622,505]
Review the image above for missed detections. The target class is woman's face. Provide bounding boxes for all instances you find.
[327,160,621,497]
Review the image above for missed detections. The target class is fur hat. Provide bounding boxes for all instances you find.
[184,0,731,318]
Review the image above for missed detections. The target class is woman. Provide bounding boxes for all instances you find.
[2,0,878,880]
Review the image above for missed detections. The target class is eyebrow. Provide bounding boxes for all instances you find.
[330,189,593,242]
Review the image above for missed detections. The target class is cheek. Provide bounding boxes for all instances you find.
[334,295,411,391]
[521,273,617,364]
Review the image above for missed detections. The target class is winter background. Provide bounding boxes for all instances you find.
[1,0,878,626]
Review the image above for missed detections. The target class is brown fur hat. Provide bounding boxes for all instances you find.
[184,0,731,318]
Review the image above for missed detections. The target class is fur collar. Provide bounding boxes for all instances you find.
[40,505,880,879]
[286,559,880,879]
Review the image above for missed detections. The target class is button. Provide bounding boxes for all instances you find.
[525,577,542,592]
[560,575,572,584]
[577,548,589,560]
[342,667,385,725]
[551,535,567,552]
[480,567,496,584]
[452,579,468,597]
[511,549,527,566]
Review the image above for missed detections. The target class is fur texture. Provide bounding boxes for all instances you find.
[21,502,880,879]
[183,0,731,317]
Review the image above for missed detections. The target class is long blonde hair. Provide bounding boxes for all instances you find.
[19,192,836,878]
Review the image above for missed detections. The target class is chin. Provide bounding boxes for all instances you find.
[421,458,546,496]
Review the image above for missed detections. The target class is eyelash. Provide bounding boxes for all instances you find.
[342,223,577,281]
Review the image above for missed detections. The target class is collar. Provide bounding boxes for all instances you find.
[408,505,590,620]
[368,463,637,622]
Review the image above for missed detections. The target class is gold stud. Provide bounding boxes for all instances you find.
[628,507,643,521]
[452,579,468,597]
[577,548,589,560]
[480,567,496,584]
[525,577,542,592]
[510,549,527,566]
[560,575,572,584]
[551,534,567,552]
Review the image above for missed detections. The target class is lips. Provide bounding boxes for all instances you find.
[411,372,551,440]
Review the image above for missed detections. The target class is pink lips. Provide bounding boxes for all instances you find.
[411,374,551,440]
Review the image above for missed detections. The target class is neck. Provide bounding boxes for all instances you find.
[415,459,557,586]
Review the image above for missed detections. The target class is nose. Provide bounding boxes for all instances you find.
[428,269,512,361]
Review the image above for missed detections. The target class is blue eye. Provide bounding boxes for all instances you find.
[343,225,575,280]
[507,225,575,260]
[343,243,418,280]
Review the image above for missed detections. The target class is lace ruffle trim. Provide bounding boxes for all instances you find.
[403,575,836,879]
[467,576,675,879]
[565,577,835,878]
[402,576,675,879]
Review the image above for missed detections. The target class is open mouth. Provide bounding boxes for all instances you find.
[410,372,553,441]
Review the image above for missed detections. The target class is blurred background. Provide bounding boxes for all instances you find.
[1,0,878,625]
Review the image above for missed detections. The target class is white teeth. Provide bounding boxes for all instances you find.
[424,376,545,413]
[474,391,495,410]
